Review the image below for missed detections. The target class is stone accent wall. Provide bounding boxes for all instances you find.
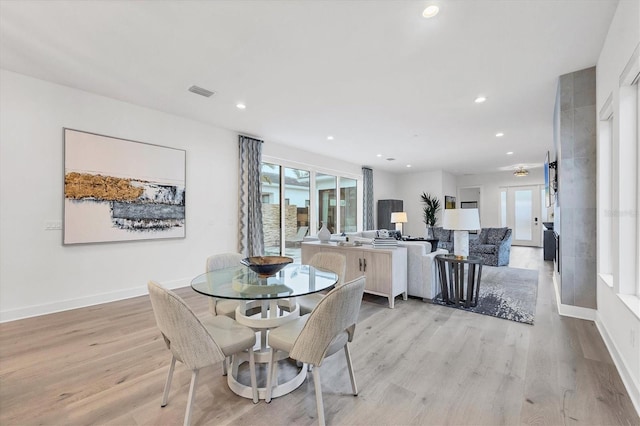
[262,204,299,247]
[554,66,597,309]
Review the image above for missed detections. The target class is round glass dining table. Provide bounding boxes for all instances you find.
[190,263,338,400]
[191,263,338,300]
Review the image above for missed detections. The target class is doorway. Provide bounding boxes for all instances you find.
[501,185,543,247]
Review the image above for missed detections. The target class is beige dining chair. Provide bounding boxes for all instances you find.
[265,276,366,426]
[206,252,244,319]
[206,252,249,376]
[147,281,258,426]
[297,252,347,315]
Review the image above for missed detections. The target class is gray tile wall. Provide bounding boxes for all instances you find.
[555,67,597,309]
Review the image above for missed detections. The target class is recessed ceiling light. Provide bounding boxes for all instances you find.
[506,151,514,155]
[496,132,504,137]
[406,164,412,168]
[236,103,246,109]
[327,136,334,140]
[422,5,439,18]
[376,154,382,157]
[474,96,487,103]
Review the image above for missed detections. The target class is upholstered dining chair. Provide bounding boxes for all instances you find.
[206,252,244,319]
[147,281,258,426]
[265,276,366,426]
[297,251,347,315]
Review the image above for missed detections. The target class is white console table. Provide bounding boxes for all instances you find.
[301,241,407,308]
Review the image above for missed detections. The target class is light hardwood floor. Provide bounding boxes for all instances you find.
[1,247,638,425]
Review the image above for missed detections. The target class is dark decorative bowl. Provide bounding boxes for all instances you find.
[241,256,293,277]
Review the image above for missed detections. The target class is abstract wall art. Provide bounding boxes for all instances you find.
[63,129,186,244]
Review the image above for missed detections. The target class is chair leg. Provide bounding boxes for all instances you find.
[312,366,325,426]
[248,348,258,403]
[184,369,199,426]
[265,348,276,403]
[161,355,177,407]
[344,344,358,396]
[231,354,239,377]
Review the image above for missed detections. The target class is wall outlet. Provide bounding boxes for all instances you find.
[45,220,62,230]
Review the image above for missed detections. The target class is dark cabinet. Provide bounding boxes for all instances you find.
[377,199,403,230]
[544,229,556,261]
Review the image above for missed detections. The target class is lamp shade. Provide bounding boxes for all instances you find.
[390,212,408,223]
[442,208,480,230]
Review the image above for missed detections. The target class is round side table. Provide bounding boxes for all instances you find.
[435,254,483,308]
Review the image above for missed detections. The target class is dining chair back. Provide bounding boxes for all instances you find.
[296,251,347,315]
[148,280,225,369]
[205,252,244,318]
[308,251,347,286]
[266,276,365,425]
[148,281,257,426]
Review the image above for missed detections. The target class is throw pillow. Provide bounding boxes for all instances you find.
[486,227,508,245]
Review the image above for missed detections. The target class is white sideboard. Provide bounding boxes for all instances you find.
[301,241,407,308]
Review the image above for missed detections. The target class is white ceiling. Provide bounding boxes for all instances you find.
[0,0,618,175]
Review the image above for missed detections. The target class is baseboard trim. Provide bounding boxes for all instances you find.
[0,277,191,323]
[596,313,640,417]
[552,272,597,321]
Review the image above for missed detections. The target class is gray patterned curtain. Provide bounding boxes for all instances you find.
[362,167,374,230]
[238,135,264,256]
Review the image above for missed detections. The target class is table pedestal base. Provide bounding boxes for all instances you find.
[227,356,307,400]
[230,298,305,400]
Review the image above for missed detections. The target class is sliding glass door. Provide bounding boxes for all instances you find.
[340,177,357,233]
[261,164,310,260]
[261,163,281,256]
[262,160,361,260]
[317,173,337,234]
[283,168,310,258]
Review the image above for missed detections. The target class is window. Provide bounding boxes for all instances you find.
[316,173,337,234]
[261,163,281,257]
[261,158,361,261]
[616,56,639,296]
[340,177,357,233]
[633,79,640,296]
[598,95,614,279]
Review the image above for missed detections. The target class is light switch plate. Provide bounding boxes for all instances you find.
[45,220,62,230]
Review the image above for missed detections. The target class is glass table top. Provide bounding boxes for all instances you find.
[190,263,338,300]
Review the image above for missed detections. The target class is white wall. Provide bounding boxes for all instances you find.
[0,70,242,321]
[0,69,370,322]
[594,0,640,414]
[396,170,445,237]
[371,168,399,230]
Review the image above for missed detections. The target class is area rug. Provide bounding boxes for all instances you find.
[434,266,539,325]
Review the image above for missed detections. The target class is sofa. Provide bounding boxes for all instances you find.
[403,241,448,300]
[304,230,447,301]
[432,226,512,266]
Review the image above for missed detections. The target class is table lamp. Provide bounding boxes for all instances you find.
[390,212,408,236]
[442,208,480,258]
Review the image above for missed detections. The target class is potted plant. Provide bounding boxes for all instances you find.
[420,192,441,239]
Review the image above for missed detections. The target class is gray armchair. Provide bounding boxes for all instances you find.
[433,226,512,266]
[469,227,512,266]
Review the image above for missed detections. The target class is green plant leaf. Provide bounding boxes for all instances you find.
[420,192,441,226]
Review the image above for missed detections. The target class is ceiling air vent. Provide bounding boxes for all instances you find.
[188,85,215,97]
